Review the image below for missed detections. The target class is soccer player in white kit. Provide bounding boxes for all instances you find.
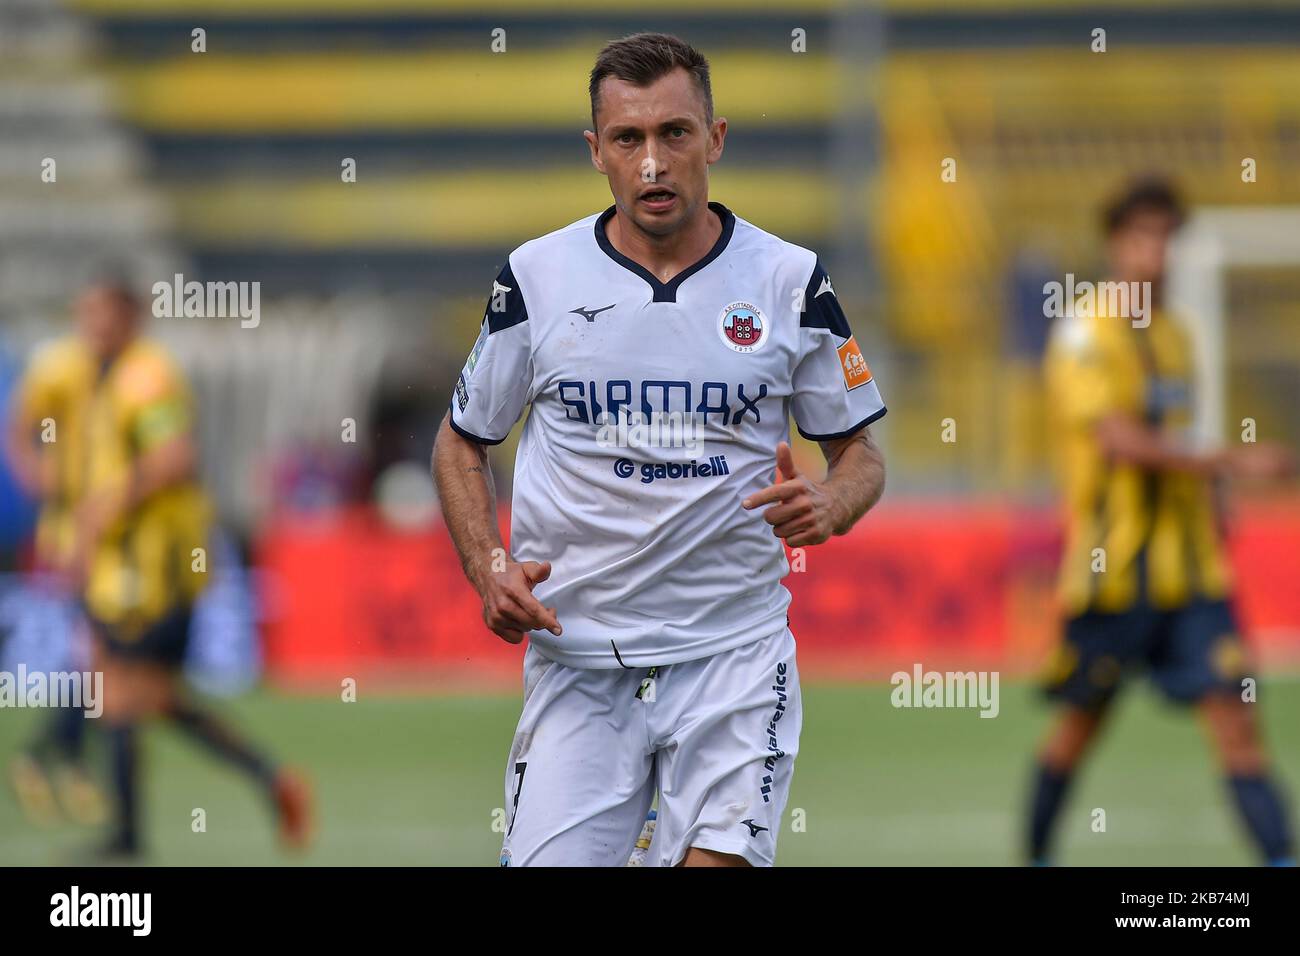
[432,33,887,867]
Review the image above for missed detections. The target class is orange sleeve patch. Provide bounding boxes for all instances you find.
[837,337,872,391]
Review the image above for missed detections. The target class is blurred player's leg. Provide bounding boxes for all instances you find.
[164,691,313,850]
[9,705,86,826]
[164,694,275,784]
[6,752,59,826]
[1146,600,1296,865]
[96,648,141,856]
[26,701,86,764]
[10,708,107,829]
[7,602,106,826]
[1198,693,1295,865]
[95,609,313,857]
[24,706,106,826]
[1028,606,1133,864]
[1026,704,1111,865]
[102,721,140,856]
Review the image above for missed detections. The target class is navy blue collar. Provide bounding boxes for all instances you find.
[594,201,736,303]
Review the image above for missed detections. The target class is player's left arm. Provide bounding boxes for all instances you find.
[116,361,198,506]
[119,433,198,506]
[818,425,886,530]
[742,432,885,548]
[746,258,887,546]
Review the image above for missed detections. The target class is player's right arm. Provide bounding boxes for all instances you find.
[5,346,60,500]
[5,397,46,498]
[431,261,560,644]
[432,416,560,643]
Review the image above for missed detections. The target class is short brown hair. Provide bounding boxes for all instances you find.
[1102,175,1186,235]
[588,32,712,130]
[80,260,141,310]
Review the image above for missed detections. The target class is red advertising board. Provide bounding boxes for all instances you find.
[258,501,1300,688]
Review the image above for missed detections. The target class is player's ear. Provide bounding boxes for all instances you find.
[706,117,727,166]
[584,129,606,174]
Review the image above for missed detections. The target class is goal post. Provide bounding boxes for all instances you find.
[1168,206,1300,449]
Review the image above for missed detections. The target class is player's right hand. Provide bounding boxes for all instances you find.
[478,559,562,644]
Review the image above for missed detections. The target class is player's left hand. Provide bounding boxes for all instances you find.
[741,441,837,548]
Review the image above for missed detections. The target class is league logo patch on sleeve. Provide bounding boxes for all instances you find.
[465,325,488,376]
[455,373,470,412]
[837,337,872,391]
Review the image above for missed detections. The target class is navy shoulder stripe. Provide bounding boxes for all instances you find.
[800,258,853,338]
[484,261,529,334]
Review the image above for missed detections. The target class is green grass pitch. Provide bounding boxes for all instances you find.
[3,678,1297,865]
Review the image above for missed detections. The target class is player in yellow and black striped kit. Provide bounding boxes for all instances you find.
[7,276,311,858]
[1026,178,1296,865]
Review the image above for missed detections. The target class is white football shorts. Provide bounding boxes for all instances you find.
[498,625,801,867]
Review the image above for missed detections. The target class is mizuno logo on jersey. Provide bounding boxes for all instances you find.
[740,819,769,837]
[569,304,616,323]
[815,275,835,298]
[486,279,513,316]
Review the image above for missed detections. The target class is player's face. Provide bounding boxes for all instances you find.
[585,68,726,237]
[1107,208,1179,285]
[76,286,139,360]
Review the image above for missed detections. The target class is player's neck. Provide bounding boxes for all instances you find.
[1108,273,1166,314]
[92,333,138,374]
[606,202,722,284]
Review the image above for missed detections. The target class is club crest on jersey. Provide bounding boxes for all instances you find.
[718,301,768,353]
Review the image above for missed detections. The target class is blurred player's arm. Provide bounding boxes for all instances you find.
[432,413,561,643]
[97,375,197,516]
[73,367,199,578]
[1049,316,1294,484]
[5,397,48,498]
[1095,413,1294,481]
[5,357,58,499]
[120,432,198,504]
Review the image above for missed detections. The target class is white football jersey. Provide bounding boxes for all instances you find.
[450,201,885,669]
